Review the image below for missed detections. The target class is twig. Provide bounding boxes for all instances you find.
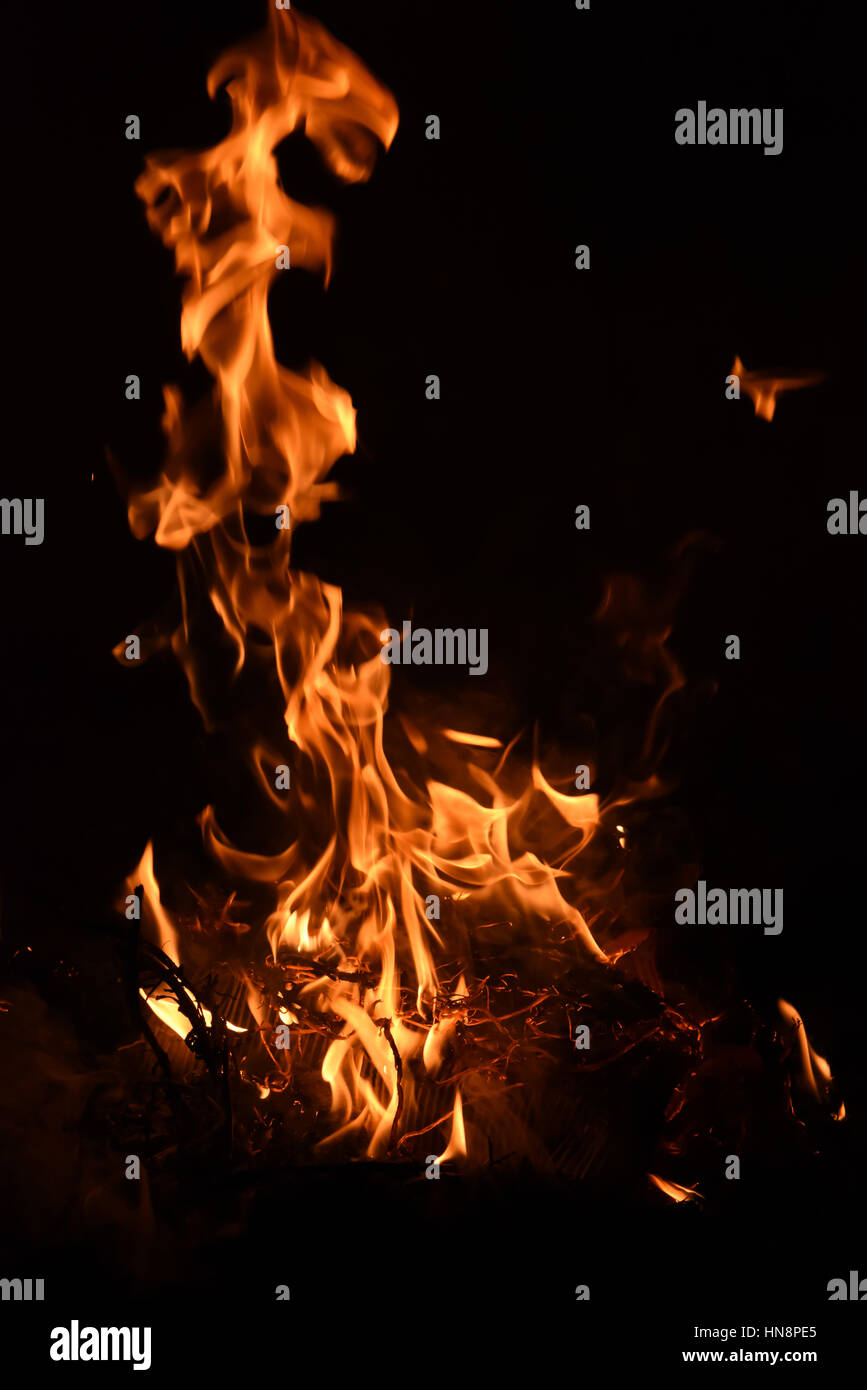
[376,1015,404,1152]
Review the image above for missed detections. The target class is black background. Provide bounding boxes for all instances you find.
[1,0,865,1371]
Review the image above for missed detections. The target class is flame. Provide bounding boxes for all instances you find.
[731,354,825,422]
[649,1174,701,1203]
[129,843,248,1042]
[130,8,397,551]
[117,6,688,1164]
[442,729,504,749]
[435,1089,467,1165]
[778,998,835,1104]
[137,986,208,1043]
[135,840,181,966]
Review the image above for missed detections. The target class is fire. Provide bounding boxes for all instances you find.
[649,1174,701,1204]
[115,5,831,1175]
[131,843,248,1043]
[731,354,825,422]
[131,9,398,551]
[436,1089,468,1165]
[116,5,626,1163]
[778,998,837,1109]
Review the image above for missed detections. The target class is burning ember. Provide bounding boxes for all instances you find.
[109,5,840,1186]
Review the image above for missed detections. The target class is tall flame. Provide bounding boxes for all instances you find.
[119,6,666,1164]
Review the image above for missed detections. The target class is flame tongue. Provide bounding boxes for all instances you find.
[122,6,623,1163]
[132,7,397,549]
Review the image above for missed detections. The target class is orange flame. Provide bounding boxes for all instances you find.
[649,1174,701,1203]
[731,354,825,422]
[118,6,678,1163]
[435,1089,467,1165]
[129,843,248,1042]
[778,997,836,1107]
